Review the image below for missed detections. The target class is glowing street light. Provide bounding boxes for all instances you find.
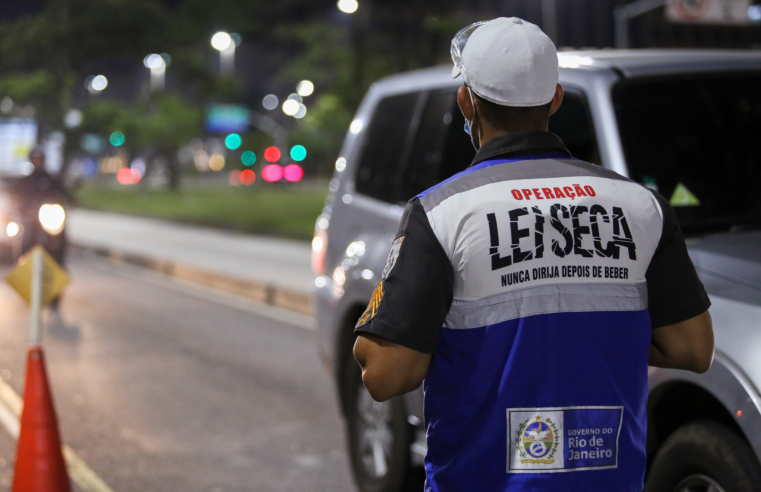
[337,0,358,14]
[211,32,232,51]
[262,94,279,110]
[282,99,300,116]
[296,80,314,97]
[143,53,166,92]
[87,75,108,93]
[211,31,236,76]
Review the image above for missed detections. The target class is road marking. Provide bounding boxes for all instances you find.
[0,376,115,492]
[83,257,315,331]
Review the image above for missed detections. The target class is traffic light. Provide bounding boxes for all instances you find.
[264,146,281,162]
[290,145,306,162]
[241,151,256,166]
[110,131,125,146]
[225,133,242,150]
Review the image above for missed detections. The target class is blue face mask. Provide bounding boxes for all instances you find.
[464,119,480,151]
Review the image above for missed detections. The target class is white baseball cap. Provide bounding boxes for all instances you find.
[451,17,559,107]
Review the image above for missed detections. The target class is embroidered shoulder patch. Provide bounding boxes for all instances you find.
[382,236,404,280]
[356,281,383,327]
[356,236,405,328]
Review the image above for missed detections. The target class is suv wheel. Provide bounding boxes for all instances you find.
[344,355,413,492]
[646,420,761,492]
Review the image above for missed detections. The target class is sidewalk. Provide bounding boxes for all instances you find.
[67,210,314,314]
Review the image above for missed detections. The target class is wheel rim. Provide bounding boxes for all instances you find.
[673,474,726,492]
[356,384,393,479]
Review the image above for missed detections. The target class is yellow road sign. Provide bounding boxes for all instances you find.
[5,245,70,307]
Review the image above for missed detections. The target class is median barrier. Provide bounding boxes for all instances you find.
[71,244,313,316]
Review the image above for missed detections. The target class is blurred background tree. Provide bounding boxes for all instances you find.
[0,0,758,188]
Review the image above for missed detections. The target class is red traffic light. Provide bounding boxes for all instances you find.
[264,146,281,163]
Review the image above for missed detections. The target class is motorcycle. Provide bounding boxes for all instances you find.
[18,199,68,266]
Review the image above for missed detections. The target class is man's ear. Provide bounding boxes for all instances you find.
[548,84,564,116]
[457,86,475,121]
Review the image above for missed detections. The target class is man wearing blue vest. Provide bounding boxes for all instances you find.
[353,17,714,492]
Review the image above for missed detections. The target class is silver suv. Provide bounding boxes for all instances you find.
[313,50,761,492]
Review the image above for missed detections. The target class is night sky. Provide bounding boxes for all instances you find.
[0,0,185,21]
[0,0,46,20]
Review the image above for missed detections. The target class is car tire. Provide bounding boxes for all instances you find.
[645,420,761,492]
[344,354,416,492]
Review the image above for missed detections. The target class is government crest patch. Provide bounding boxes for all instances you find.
[507,406,623,473]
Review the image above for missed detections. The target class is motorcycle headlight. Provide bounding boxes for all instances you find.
[39,204,66,235]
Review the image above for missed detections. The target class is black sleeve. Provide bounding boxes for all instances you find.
[645,190,711,328]
[354,198,454,354]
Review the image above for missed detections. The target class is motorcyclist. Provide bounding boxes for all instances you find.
[8,146,71,266]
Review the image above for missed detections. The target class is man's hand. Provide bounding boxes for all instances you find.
[650,310,714,373]
[353,333,432,402]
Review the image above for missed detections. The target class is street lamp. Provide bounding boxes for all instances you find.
[211,31,235,76]
[143,53,166,92]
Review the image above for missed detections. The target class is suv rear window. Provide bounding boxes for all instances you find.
[355,89,475,204]
[614,73,761,233]
[354,92,420,203]
[549,91,599,165]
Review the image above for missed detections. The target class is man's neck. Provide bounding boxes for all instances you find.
[479,125,549,147]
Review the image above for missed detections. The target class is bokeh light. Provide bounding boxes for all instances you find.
[262,164,283,182]
[144,54,165,70]
[282,99,299,116]
[64,109,83,129]
[225,133,242,150]
[296,80,314,97]
[110,131,125,146]
[6,222,19,237]
[264,146,281,162]
[290,145,307,162]
[350,120,363,134]
[90,75,108,91]
[240,169,256,185]
[262,94,278,110]
[294,104,307,119]
[337,0,359,14]
[241,150,256,166]
[38,204,66,235]
[209,153,225,171]
[229,170,241,186]
[284,164,303,182]
[211,32,232,51]
[116,167,143,185]
[194,150,210,171]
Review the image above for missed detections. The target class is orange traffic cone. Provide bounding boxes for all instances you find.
[12,346,71,492]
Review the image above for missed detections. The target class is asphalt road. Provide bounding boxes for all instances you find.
[0,255,356,492]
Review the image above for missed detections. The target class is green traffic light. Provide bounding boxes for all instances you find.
[290,145,306,162]
[110,131,125,146]
[241,150,256,166]
[225,133,242,150]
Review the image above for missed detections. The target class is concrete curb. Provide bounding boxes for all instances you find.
[71,244,313,316]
